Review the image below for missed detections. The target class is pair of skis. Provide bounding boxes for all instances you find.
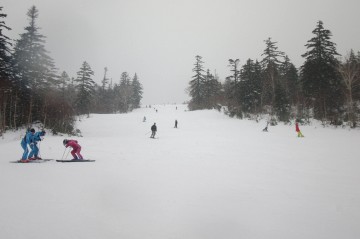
[56,159,95,163]
[11,159,53,163]
[11,159,95,163]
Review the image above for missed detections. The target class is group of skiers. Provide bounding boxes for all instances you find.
[20,128,46,162]
[262,120,304,137]
[148,120,178,139]
[20,118,303,162]
[20,128,83,163]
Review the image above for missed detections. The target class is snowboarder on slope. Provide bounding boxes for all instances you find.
[295,121,304,137]
[63,139,83,160]
[150,123,157,138]
[20,128,35,162]
[28,130,46,159]
[262,122,269,132]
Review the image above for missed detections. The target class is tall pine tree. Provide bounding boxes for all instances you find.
[279,56,300,108]
[301,20,342,122]
[12,5,57,124]
[239,59,262,115]
[226,58,241,111]
[119,72,132,113]
[95,67,112,113]
[0,6,14,132]
[202,69,221,109]
[0,6,12,82]
[188,55,205,110]
[338,50,360,127]
[130,73,143,109]
[260,37,285,116]
[75,61,95,116]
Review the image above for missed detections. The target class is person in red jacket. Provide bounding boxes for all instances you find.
[63,139,84,160]
[295,121,304,137]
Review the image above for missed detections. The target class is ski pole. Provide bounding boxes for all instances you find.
[64,148,70,160]
[38,141,41,159]
[145,131,151,135]
[61,147,68,160]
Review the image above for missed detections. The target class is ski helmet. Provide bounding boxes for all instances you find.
[30,128,35,133]
[63,139,68,146]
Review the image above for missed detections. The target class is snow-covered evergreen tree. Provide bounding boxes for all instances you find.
[75,61,95,116]
[118,72,132,113]
[239,59,262,114]
[0,6,12,82]
[227,58,241,105]
[337,50,360,127]
[13,6,56,92]
[301,20,342,121]
[12,5,57,124]
[0,6,14,132]
[202,69,221,109]
[260,37,285,115]
[130,73,143,109]
[188,55,205,110]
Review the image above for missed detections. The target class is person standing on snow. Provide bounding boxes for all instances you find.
[174,119,178,128]
[28,130,46,159]
[295,121,304,137]
[20,128,35,162]
[63,139,83,160]
[150,123,157,138]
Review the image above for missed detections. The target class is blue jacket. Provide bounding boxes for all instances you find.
[33,132,43,144]
[22,131,34,145]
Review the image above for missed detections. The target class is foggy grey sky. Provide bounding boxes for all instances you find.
[2,0,360,105]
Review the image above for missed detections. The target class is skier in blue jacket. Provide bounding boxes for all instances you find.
[28,130,46,160]
[20,128,35,162]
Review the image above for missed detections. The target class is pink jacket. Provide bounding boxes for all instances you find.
[65,140,80,149]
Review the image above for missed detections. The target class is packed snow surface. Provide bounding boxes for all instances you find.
[1,104,360,239]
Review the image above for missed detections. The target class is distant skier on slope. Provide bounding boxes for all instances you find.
[174,119,178,128]
[150,123,157,138]
[262,122,269,132]
[295,120,304,137]
[63,139,84,160]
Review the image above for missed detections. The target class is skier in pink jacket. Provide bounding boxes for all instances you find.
[63,139,83,160]
[295,121,304,137]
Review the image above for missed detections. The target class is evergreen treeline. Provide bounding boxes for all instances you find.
[0,6,143,135]
[188,21,360,128]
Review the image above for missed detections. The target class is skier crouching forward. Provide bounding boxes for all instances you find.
[28,130,46,160]
[20,128,35,162]
[63,139,83,160]
[150,123,157,138]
